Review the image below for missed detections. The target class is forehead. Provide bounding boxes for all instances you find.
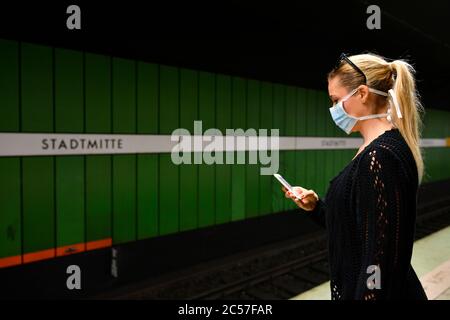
[328,77,349,98]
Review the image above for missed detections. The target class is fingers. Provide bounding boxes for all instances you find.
[291,186,306,193]
[299,191,318,205]
[287,191,304,203]
[283,188,298,201]
[281,185,317,209]
[282,187,295,199]
[282,187,289,198]
[285,190,294,199]
[301,189,318,201]
[301,189,314,197]
[282,186,304,200]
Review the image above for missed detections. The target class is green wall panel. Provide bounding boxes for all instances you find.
[137,62,159,239]
[272,84,285,213]
[284,86,297,210]
[112,58,136,244]
[245,79,260,218]
[0,159,21,259]
[295,88,307,204]
[179,68,199,231]
[198,71,216,228]
[304,89,317,197]
[85,53,112,244]
[231,77,247,221]
[0,39,21,260]
[258,82,273,215]
[21,43,55,255]
[0,39,19,131]
[54,48,85,249]
[159,65,179,235]
[215,75,232,224]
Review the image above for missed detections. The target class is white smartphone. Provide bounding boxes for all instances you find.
[273,174,302,201]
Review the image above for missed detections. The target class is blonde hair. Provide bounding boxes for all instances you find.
[328,53,424,183]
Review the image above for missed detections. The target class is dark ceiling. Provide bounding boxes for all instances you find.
[1,0,449,110]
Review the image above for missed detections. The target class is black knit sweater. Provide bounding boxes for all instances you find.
[309,128,427,300]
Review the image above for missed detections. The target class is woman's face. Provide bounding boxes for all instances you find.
[328,76,372,132]
[328,76,362,117]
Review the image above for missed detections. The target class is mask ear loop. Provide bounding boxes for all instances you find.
[367,87,397,124]
[388,89,403,119]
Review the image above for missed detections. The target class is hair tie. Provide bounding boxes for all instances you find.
[389,61,398,81]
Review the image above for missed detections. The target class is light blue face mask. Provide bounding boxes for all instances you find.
[329,87,390,134]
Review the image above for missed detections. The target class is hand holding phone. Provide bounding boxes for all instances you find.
[273,174,302,201]
[274,174,319,211]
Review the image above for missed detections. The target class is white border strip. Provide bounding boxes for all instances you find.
[0,133,447,157]
[419,139,447,147]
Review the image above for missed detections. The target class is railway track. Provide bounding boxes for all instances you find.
[190,250,328,300]
[94,200,450,300]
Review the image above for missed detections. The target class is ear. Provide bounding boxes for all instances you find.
[358,85,370,103]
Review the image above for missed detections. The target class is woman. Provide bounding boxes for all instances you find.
[283,53,428,300]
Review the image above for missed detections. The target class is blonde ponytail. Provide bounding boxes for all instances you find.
[389,60,424,183]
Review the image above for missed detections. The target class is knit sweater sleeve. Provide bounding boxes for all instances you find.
[307,197,327,228]
[353,145,413,300]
